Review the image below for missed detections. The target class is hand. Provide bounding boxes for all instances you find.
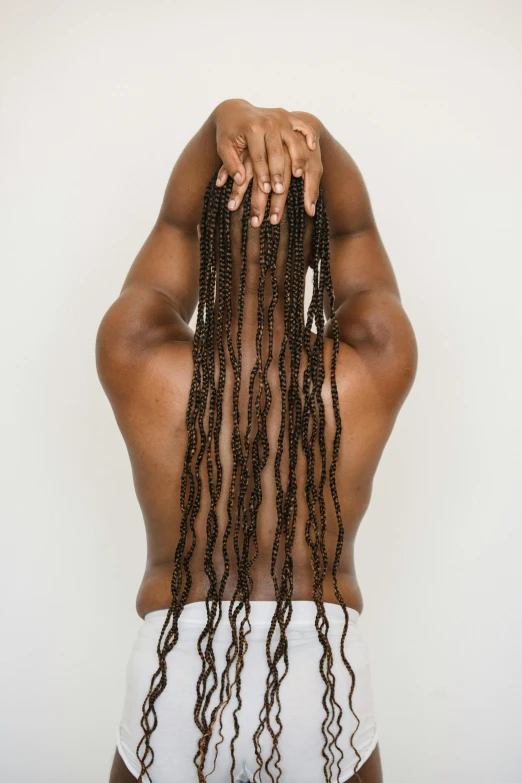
[220,134,323,227]
[212,99,322,223]
[224,145,301,227]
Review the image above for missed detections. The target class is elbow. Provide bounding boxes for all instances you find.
[95,302,118,392]
[372,304,419,396]
[352,289,418,382]
[94,297,134,394]
[390,314,418,395]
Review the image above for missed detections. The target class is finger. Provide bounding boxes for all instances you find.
[267,147,292,225]
[245,132,272,195]
[227,154,254,211]
[264,131,286,195]
[217,147,247,187]
[281,130,308,179]
[249,174,269,228]
[216,137,247,186]
[215,163,228,187]
[303,155,323,217]
[288,115,317,151]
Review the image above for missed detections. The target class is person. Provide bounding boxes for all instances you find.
[96,98,417,783]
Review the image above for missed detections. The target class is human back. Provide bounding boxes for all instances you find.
[107,176,405,621]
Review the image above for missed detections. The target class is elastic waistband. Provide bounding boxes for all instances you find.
[144,600,360,626]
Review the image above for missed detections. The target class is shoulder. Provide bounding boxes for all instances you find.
[95,284,194,411]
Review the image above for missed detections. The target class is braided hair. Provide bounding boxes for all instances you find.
[136,172,363,783]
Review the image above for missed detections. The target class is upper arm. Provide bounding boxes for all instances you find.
[101,113,222,348]
[121,219,200,324]
[325,229,418,414]
[95,216,199,414]
[317,129,417,412]
[96,113,223,404]
[97,216,199,398]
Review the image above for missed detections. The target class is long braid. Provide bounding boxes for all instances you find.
[136,171,363,783]
[318,196,363,781]
[259,184,304,782]
[304,195,355,782]
[252,201,289,781]
[193,178,233,775]
[205,180,253,778]
[225,196,273,782]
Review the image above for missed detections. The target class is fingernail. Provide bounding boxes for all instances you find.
[311,203,316,216]
[295,168,303,177]
[251,216,259,227]
[216,175,223,186]
[270,213,278,224]
[263,181,271,193]
[228,198,237,210]
[234,172,242,184]
[274,182,284,194]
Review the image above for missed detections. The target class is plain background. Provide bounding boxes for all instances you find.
[2,1,521,781]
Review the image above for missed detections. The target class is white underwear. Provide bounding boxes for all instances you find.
[116,600,379,782]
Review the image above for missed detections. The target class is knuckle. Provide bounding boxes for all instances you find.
[268,145,284,158]
[244,122,256,135]
[309,160,323,178]
[251,152,267,166]
[225,132,241,147]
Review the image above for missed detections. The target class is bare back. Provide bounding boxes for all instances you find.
[110,323,397,619]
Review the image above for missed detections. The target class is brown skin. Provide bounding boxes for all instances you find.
[97,100,417,783]
[212,98,321,221]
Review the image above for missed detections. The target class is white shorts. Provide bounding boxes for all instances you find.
[116,600,379,782]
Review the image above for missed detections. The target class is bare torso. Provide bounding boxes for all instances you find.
[113,318,395,620]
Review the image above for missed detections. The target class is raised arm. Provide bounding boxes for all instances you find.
[291,112,418,412]
[96,100,320,376]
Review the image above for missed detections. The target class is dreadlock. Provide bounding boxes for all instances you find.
[136,171,363,783]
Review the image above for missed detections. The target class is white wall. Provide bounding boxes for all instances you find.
[2,1,521,781]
